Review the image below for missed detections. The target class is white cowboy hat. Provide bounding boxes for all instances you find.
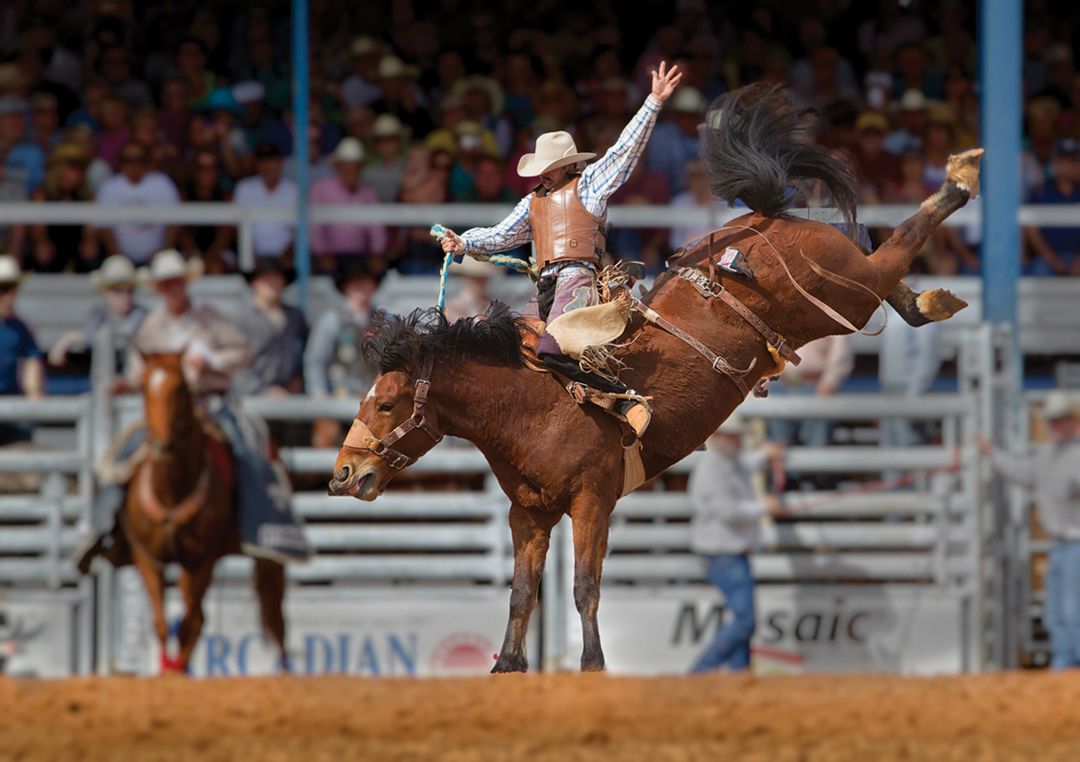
[139,249,204,284]
[377,55,419,80]
[450,75,505,117]
[669,86,706,114]
[331,137,365,163]
[516,131,595,177]
[372,113,406,139]
[1042,390,1078,421]
[0,254,23,285]
[350,36,377,56]
[450,256,501,278]
[90,255,138,290]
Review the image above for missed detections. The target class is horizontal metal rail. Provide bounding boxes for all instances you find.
[1,200,1077,228]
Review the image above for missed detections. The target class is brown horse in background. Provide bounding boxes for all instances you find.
[126,353,287,673]
[328,85,982,672]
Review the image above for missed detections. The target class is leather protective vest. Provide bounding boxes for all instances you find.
[529,176,606,269]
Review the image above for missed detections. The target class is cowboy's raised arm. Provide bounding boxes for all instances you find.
[578,61,683,215]
[441,194,533,259]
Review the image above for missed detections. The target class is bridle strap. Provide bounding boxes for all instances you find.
[341,353,443,470]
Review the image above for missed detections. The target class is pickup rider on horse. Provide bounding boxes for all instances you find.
[437,62,685,434]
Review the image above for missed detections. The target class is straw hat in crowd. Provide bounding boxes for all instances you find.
[0,255,24,285]
[139,249,204,284]
[330,137,365,164]
[90,255,138,291]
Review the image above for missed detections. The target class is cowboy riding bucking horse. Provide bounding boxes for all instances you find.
[436,62,687,436]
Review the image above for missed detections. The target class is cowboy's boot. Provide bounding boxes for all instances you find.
[541,354,652,437]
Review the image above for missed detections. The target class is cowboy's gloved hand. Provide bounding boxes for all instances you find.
[438,229,465,256]
[650,60,683,103]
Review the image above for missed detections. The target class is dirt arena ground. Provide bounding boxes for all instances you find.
[3,672,1080,761]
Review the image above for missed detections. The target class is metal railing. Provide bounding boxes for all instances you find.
[1,200,1077,272]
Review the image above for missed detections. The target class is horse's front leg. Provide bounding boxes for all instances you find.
[493,505,558,673]
[570,493,614,672]
[132,546,175,673]
[176,562,215,673]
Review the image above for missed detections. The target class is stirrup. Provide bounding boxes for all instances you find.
[565,382,653,438]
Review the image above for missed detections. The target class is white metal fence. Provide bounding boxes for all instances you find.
[0,397,95,677]
[1,200,1077,273]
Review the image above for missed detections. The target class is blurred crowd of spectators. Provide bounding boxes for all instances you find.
[0,0,1078,280]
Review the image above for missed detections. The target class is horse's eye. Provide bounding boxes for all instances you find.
[377,402,394,413]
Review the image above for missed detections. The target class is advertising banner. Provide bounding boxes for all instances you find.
[575,585,967,675]
[115,585,531,678]
[0,597,75,678]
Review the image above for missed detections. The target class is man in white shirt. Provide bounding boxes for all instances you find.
[233,142,298,259]
[688,415,785,672]
[95,141,180,263]
[983,392,1080,670]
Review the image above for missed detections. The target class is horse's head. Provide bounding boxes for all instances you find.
[326,303,523,501]
[327,367,442,500]
[140,352,193,453]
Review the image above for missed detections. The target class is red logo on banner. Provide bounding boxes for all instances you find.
[429,633,496,675]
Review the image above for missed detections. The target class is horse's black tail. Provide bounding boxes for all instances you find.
[700,83,858,231]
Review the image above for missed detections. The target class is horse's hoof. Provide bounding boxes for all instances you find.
[580,656,606,673]
[916,289,968,322]
[946,148,984,198]
[160,654,187,675]
[491,654,528,673]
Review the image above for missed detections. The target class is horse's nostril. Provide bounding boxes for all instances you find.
[334,465,352,483]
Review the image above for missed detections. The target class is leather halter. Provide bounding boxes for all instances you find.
[341,353,443,470]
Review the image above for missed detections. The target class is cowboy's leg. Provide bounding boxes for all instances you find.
[210,397,311,563]
[536,265,631,395]
[1046,542,1069,670]
[690,554,757,672]
[535,265,598,357]
[76,427,147,573]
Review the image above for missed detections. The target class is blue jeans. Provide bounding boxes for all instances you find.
[1046,540,1080,670]
[691,554,756,673]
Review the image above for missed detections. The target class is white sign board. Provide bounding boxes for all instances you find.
[577,586,966,675]
[116,585,531,678]
[0,597,74,678]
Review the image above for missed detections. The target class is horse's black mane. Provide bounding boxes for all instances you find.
[362,301,525,374]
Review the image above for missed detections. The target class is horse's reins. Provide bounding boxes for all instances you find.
[340,353,443,470]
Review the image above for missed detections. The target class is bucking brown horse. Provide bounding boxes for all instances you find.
[328,85,982,672]
[126,353,287,673]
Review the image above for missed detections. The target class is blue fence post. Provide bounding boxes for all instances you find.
[979,0,1021,327]
[292,0,311,313]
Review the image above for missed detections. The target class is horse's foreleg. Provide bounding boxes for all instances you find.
[132,550,173,673]
[868,149,983,293]
[176,562,215,673]
[570,494,613,672]
[493,505,558,674]
[253,558,288,672]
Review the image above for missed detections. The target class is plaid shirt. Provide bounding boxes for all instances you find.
[460,95,663,255]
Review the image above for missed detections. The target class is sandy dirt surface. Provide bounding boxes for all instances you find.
[3,672,1080,761]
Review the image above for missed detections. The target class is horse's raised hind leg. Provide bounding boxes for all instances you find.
[132,549,173,673]
[868,148,983,292]
[176,562,215,673]
[569,493,614,672]
[492,505,559,674]
[254,558,288,671]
